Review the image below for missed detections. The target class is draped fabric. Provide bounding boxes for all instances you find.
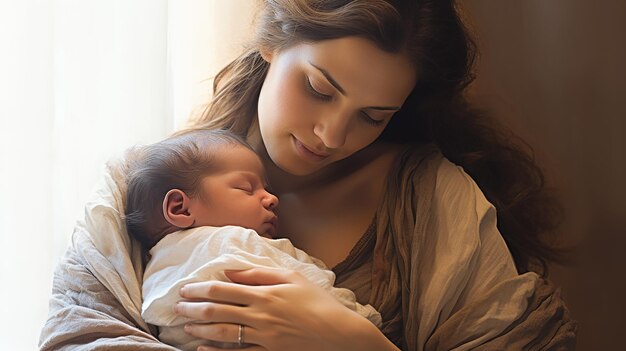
[334,145,577,350]
[39,157,176,350]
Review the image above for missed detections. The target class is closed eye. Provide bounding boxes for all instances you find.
[234,184,253,194]
[359,111,386,127]
[305,77,332,101]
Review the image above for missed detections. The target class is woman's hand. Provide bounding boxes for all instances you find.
[173,267,396,351]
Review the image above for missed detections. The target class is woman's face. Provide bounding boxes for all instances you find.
[257,37,416,176]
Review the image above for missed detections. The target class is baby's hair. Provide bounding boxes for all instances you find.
[124,129,252,249]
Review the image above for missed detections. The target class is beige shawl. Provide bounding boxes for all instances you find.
[334,145,577,350]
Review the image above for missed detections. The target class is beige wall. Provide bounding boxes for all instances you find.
[465,1,626,349]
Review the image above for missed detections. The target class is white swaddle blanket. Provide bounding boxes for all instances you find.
[143,226,382,351]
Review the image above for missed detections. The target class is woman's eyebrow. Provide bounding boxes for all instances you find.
[309,61,346,95]
[308,61,401,111]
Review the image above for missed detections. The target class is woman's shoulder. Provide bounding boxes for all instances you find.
[435,157,492,209]
[391,144,494,216]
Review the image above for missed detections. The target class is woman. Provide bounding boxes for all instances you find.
[40,1,576,350]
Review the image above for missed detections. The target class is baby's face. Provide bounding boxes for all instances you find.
[190,145,279,238]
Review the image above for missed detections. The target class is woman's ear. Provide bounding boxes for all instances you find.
[162,189,195,228]
[259,46,274,63]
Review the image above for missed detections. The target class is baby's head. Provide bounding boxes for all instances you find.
[125,129,278,249]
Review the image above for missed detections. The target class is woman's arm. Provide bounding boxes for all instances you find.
[174,268,399,351]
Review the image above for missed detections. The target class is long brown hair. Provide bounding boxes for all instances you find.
[193,0,565,275]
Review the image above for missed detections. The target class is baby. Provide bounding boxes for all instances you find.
[124,129,381,350]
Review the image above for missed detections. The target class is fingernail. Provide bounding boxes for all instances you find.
[180,286,186,296]
[184,324,192,333]
[172,302,180,314]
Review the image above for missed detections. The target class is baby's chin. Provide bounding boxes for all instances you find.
[256,222,277,239]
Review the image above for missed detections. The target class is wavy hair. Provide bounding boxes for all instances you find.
[192,0,566,275]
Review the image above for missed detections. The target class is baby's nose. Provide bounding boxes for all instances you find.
[262,191,279,209]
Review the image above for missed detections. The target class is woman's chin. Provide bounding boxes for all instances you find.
[267,151,326,177]
[274,161,320,177]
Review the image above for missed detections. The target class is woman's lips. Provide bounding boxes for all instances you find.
[292,136,330,162]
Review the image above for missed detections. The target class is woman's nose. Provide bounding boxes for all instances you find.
[313,111,349,149]
[262,191,279,210]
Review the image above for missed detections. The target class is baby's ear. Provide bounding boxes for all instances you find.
[162,189,195,228]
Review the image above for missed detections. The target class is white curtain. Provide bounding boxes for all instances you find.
[0,1,256,349]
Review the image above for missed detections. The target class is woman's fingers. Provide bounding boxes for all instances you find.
[175,269,350,351]
[180,280,256,305]
[174,301,246,324]
[225,267,305,286]
[185,323,260,346]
